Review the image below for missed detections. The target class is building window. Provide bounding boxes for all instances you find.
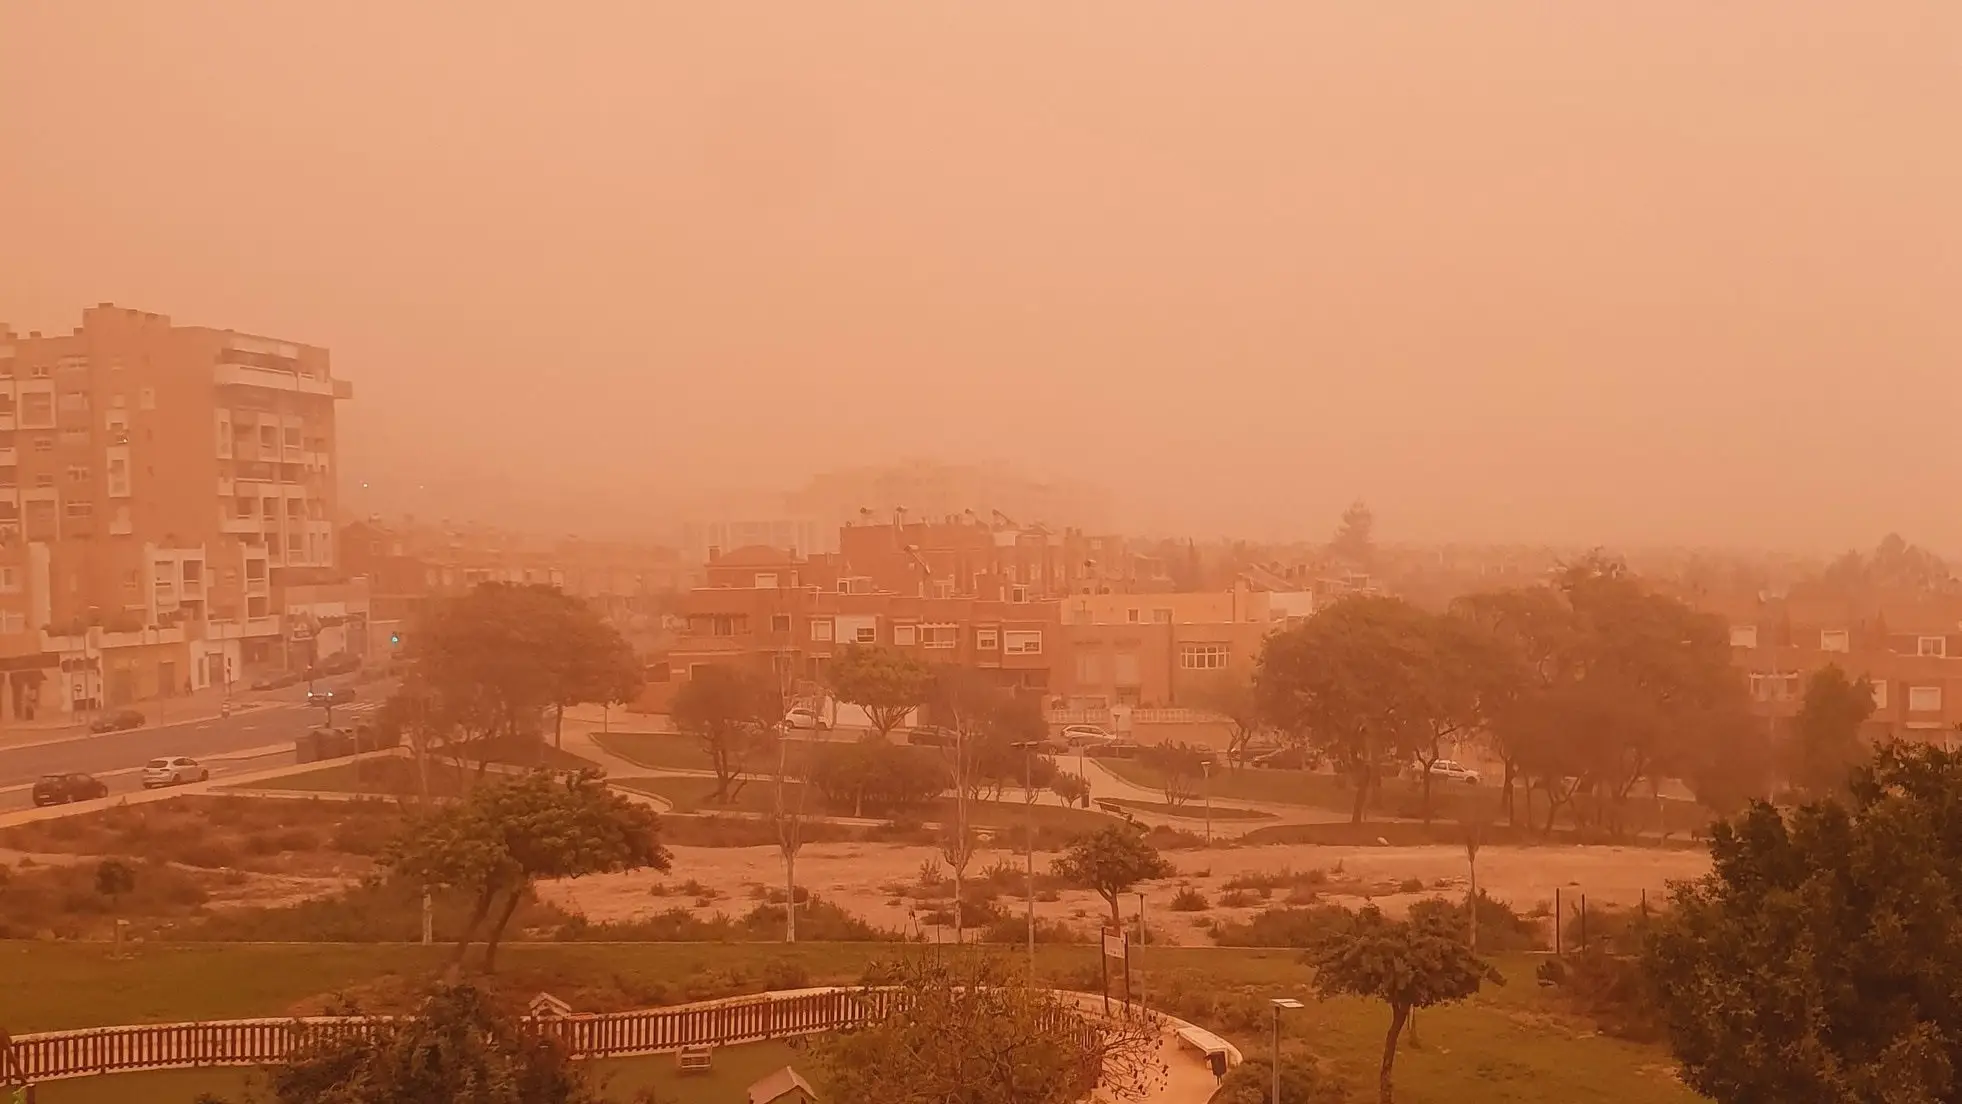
[1873,679,1888,709]
[1152,609,1173,624]
[1729,625,1758,649]
[755,573,778,589]
[64,500,93,518]
[1113,651,1140,686]
[32,474,51,488]
[687,614,749,636]
[1820,629,1850,653]
[31,436,51,453]
[854,625,876,644]
[1075,650,1103,683]
[0,566,16,593]
[19,393,53,427]
[934,580,954,600]
[770,614,792,633]
[1180,643,1231,670]
[1919,636,1948,658]
[1126,608,1140,623]
[811,619,834,642]
[1010,585,1028,603]
[0,612,22,634]
[977,629,999,650]
[1003,630,1042,655]
[893,624,918,646]
[1749,673,1801,702]
[1910,685,1943,713]
[65,465,89,483]
[921,625,958,649]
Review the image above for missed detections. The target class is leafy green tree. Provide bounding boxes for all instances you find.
[1330,499,1376,570]
[1450,586,1573,826]
[1213,1054,1348,1104]
[544,602,643,750]
[670,664,775,803]
[404,584,636,776]
[1403,611,1499,824]
[1255,596,1432,823]
[1049,770,1091,807]
[1785,664,1875,797]
[1053,826,1174,928]
[1307,902,1503,1104]
[1140,742,1209,808]
[385,771,669,972]
[828,644,933,740]
[1646,742,1962,1103]
[814,953,1165,1104]
[246,983,603,1104]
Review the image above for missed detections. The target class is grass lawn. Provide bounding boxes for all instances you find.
[237,745,603,798]
[595,731,716,772]
[615,775,1113,833]
[1102,797,1273,821]
[30,1043,801,1104]
[2,941,1700,1104]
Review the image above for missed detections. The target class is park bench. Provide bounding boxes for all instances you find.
[1175,1024,1232,1079]
[1093,798,1137,823]
[676,1045,713,1074]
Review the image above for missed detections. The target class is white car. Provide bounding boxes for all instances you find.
[1062,724,1117,749]
[1427,759,1481,785]
[142,756,210,789]
[781,707,830,732]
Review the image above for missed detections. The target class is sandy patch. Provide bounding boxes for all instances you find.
[535,840,1709,947]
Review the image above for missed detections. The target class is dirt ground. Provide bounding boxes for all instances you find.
[535,839,1710,947]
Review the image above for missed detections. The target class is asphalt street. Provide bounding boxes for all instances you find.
[0,687,383,814]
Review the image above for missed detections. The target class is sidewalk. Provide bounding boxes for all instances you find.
[0,692,287,750]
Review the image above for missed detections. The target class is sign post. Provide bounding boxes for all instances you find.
[1100,926,1129,1014]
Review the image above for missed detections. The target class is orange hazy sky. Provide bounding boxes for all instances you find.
[2,3,1956,549]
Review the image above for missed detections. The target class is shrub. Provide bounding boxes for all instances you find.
[1409,892,1545,952]
[979,915,1082,944]
[176,841,241,870]
[1551,947,1666,1041]
[1223,867,1327,892]
[185,880,573,942]
[1561,901,1649,956]
[738,896,896,942]
[1396,877,1425,893]
[1169,887,1209,912]
[1209,905,1356,949]
[1214,1052,1349,1103]
[1217,890,1258,908]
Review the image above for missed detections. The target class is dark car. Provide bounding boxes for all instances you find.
[906,725,958,748]
[1252,746,1319,771]
[308,686,357,707]
[250,672,303,691]
[89,708,145,734]
[311,652,361,677]
[31,772,109,806]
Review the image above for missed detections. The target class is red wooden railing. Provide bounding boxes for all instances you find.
[3,986,1097,1083]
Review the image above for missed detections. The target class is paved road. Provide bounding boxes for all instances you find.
[0,689,382,814]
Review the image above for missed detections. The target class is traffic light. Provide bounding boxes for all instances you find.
[389,632,401,648]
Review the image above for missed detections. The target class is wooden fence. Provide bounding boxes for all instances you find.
[4,986,1098,1083]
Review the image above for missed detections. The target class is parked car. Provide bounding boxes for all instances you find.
[1252,746,1319,771]
[1427,759,1482,784]
[89,708,145,734]
[781,707,830,732]
[31,772,109,806]
[142,756,210,788]
[250,672,303,691]
[310,652,361,677]
[1061,724,1117,749]
[906,725,959,748]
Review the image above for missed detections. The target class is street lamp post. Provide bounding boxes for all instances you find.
[1270,997,1303,1103]
[1201,759,1213,846]
[1012,740,1041,977]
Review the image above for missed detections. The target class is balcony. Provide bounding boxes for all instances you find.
[220,516,261,535]
[214,362,350,399]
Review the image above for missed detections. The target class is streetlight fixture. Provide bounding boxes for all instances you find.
[1012,740,1043,977]
[1269,997,1304,1103]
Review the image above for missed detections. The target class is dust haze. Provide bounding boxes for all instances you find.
[2,2,1956,550]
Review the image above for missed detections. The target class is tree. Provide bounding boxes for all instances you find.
[829,645,933,741]
[1403,612,1497,824]
[814,953,1165,1104]
[1451,587,1572,827]
[94,859,134,902]
[1644,743,1962,1103]
[1785,664,1875,798]
[1213,1056,1347,1104]
[1255,596,1432,824]
[670,665,774,803]
[1330,499,1376,570]
[384,771,670,973]
[1307,902,1502,1104]
[1191,671,1267,768]
[1457,804,1493,953]
[402,583,628,779]
[1049,771,1091,808]
[545,602,643,750]
[1053,826,1174,928]
[769,732,808,943]
[1140,742,1208,808]
[245,983,603,1104]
